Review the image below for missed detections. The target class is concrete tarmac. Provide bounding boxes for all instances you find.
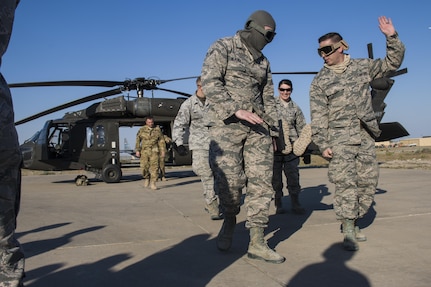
[17,166,431,287]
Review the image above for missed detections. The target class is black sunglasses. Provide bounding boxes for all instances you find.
[279,88,292,92]
[248,21,276,42]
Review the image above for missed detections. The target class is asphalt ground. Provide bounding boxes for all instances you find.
[16,166,431,287]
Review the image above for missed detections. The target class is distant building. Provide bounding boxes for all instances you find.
[376,137,431,148]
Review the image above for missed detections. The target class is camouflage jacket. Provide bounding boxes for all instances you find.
[0,0,20,150]
[135,126,165,153]
[200,33,278,131]
[275,97,307,142]
[172,93,210,151]
[310,34,405,152]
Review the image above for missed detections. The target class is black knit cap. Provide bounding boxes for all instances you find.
[245,10,276,31]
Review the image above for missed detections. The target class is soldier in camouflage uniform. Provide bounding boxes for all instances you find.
[201,10,285,264]
[135,116,166,190]
[172,77,222,220]
[272,79,308,215]
[0,1,25,286]
[309,16,405,251]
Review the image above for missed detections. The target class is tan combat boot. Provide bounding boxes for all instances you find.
[150,180,157,190]
[143,178,149,187]
[354,220,367,242]
[342,219,359,251]
[247,227,285,264]
[205,200,223,220]
[341,220,367,242]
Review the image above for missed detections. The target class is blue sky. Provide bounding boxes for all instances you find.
[3,0,430,147]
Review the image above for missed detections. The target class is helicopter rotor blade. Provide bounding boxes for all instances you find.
[155,87,192,97]
[155,76,199,85]
[9,80,124,88]
[9,76,199,89]
[15,87,122,125]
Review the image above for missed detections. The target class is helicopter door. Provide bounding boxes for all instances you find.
[83,122,120,169]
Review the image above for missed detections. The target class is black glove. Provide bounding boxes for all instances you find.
[174,143,188,156]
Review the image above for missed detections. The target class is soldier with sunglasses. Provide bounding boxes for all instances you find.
[272,79,309,215]
[309,16,405,251]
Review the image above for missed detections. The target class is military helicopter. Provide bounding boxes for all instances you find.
[10,77,196,184]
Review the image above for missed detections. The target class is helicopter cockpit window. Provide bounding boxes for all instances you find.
[96,125,105,147]
[86,127,93,148]
[86,125,105,148]
[48,127,61,150]
[24,131,41,143]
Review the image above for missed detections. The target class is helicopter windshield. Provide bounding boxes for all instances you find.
[24,130,41,143]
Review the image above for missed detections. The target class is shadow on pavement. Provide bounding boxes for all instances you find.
[286,243,371,287]
[20,179,382,286]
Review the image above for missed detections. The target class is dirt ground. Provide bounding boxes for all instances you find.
[301,146,431,170]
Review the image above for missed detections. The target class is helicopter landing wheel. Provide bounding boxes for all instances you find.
[102,164,122,183]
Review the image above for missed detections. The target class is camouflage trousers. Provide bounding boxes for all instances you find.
[0,74,25,287]
[272,153,301,199]
[0,149,25,287]
[159,155,166,178]
[328,133,378,220]
[191,149,217,205]
[209,122,274,229]
[139,148,160,181]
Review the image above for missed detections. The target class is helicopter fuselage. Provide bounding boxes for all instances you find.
[19,96,192,183]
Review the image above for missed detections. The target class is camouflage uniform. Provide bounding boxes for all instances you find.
[310,34,405,220]
[273,97,307,200]
[158,134,171,180]
[172,94,217,205]
[135,126,165,182]
[0,1,25,286]
[201,33,278,229]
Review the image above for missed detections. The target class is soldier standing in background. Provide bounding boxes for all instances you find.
[272,79,310,215]
[310,16,405,251]
[201,10,285,263]
[172,76,222,220]
[0,1,25,286]
[135,116,166,190]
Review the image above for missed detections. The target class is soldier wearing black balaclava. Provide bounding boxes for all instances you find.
[239,10,276,60]
[201,10,285,264]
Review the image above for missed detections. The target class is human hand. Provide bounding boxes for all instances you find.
[135,151,140,157]
[322,148,333,159]
[234,110,264,125]
[378,16,396,37]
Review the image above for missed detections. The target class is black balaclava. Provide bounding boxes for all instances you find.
[239,10,276,60]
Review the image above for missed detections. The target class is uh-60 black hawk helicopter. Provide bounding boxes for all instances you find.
[10,43,408,185]
[10,76,197,184]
